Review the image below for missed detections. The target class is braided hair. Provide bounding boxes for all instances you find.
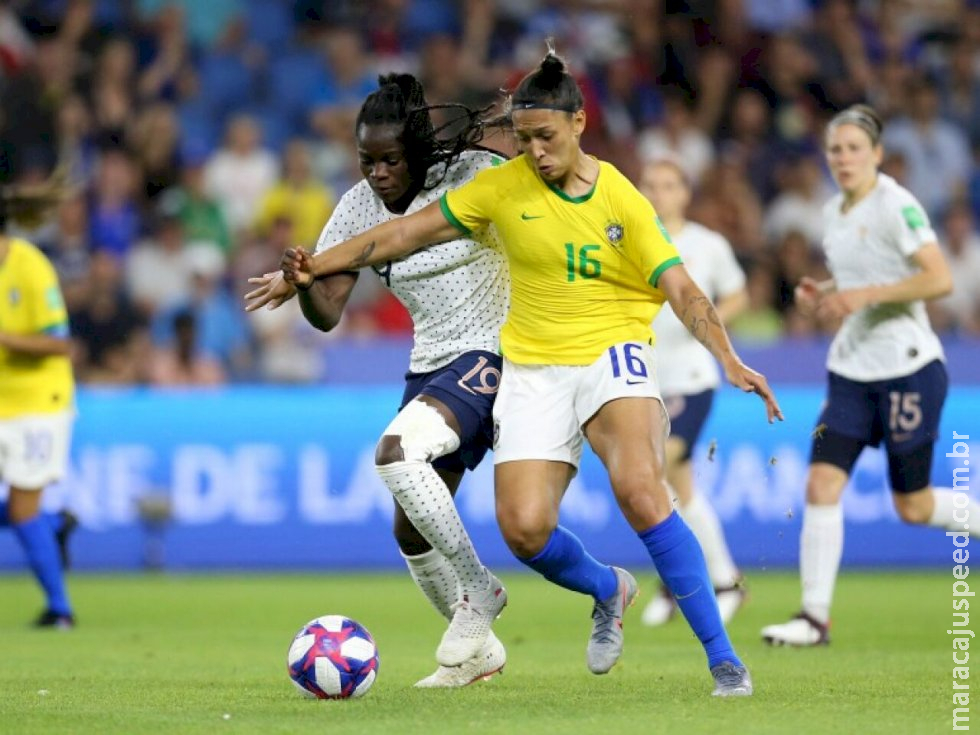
[355,73,491,189]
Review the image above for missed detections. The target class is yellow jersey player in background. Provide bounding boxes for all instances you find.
[0,180,77,629]
[282,48,781,697]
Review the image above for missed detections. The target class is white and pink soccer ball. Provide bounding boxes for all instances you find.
[287,615,380,699]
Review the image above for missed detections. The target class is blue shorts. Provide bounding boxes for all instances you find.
[812,359,948,464]
[400,350,501,473]
[662,389,715,462]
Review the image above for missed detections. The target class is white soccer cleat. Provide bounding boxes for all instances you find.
[415,633,506,688]
[640,584,675,627]
[761,612,830,647]
[436,572,507,667]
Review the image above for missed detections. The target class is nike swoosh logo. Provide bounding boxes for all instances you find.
[626,379,646,385]
[521,212,544,220]
[674,586,702,600]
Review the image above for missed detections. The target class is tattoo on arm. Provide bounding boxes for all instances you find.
[350,241,376,269]
[679,295,722,346]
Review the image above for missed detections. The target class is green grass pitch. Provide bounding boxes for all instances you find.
[0,570,956,734]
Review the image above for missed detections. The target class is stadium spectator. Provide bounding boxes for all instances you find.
[763,154,832,250]
[124,211,194,315]
[70,248,148,384]
[253,138,335,249]
[637,90,713,187]
[931,200,980,334]
[151,245,252,379]
[157,143,231,254]
[87,146,140,260]
[147,307,225,385]
[203,114,278,235]
[882,75,972,218]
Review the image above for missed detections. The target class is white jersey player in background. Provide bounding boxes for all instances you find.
[245,74,509,685]
[762,104,976,646]
[635,160,750,627]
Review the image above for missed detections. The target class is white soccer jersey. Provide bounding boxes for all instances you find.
[314,150,509,374]
[822,173,945,381]
[653,222,746,395]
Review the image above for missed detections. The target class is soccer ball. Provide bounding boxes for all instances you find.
[286,615,380,699]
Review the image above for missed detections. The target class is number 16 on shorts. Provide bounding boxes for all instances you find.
[608,343,649,385]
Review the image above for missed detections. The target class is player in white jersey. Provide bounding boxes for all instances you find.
[245,75,508,685]
[761,104,975,647]
[634,160,749,628]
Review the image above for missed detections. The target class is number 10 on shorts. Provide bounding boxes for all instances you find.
[608,343,648,382]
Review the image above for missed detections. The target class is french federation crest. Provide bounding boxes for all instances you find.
[605,222,624,246]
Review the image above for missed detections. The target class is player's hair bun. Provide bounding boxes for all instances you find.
[539,53,567,83]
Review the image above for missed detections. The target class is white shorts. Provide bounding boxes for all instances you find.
[0,412,74,489]
[493,341,666,467]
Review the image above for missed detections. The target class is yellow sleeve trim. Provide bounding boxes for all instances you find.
[648,256,682,288]
[439,193,471,235]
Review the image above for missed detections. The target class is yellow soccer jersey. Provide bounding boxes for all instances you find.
[0,239,74,417]
[441,155,681,364]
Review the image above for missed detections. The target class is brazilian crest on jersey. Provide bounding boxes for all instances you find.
[605,222,624,247]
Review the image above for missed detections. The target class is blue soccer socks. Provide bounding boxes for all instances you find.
[639,512,741,669]
[520,526,619,601]
[13,516,72,616]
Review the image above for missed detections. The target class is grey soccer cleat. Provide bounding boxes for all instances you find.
[710,661,753,697]
[586,567,639,674]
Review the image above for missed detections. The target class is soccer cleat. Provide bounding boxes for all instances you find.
[761,611,830,647]
[586,567,638,674]
[436,572,507,667]
[415,632,506,688]
[55,510,79,570]
[714,578,748,624]
[710,661,753,697]
[640,583,676,627]
[34,610,75,630]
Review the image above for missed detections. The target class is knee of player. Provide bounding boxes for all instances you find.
[892,493,933,525]
[497,509,553,558]
[375,400,461,466]
[805,465,847,505]
[375,434,405,466]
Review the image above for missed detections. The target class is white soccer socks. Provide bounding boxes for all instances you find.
[928,488,980,533]
[800,503,844,624]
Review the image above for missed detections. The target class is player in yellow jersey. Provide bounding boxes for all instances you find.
[0,183,77,629]
[282,50,782,696]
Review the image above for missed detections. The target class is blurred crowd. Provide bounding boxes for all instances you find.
[1,0,979,386]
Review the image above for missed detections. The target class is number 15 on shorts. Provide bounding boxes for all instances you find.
[608,343,648,384]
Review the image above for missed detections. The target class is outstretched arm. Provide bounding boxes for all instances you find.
[659,264,783,423]
[295,201,461,284]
